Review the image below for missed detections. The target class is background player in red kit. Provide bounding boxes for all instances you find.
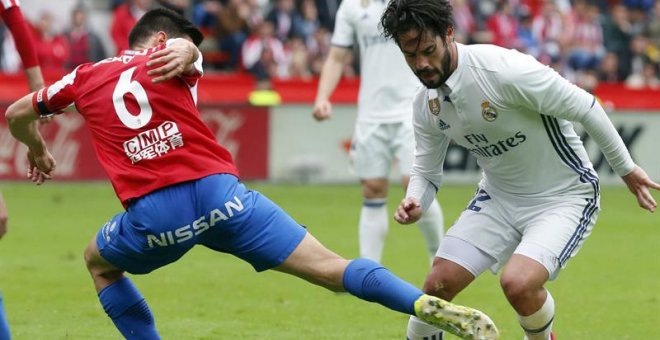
[4,8,498,340]
[0,1,44,339]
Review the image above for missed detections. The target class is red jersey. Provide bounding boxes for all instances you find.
[32,40,239,205]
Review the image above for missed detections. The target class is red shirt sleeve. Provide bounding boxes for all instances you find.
[31,67,80,116]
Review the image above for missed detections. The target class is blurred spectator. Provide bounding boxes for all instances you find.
[566,2,605,71]
[286,35,311,79]
[625,58,660,89]
[32,11,69,74]
[242,21,287,80]
[601,4,633,78]
[216,0,250,70]
[451,0,477,44]
[517,9,540,58]
[265,0,303,42]
[597,52,625,82]
[298,0,320,47]
[110,0,153,53]
[192,0,221,33]
[314,0,339,31]
[623,0,653,35]
[64,6,106,69]
[645,1,660,52]
[486,1,522,49]
[531,0,563,66]
[308,25,332,75]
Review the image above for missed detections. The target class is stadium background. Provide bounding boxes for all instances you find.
[0,0,659,339]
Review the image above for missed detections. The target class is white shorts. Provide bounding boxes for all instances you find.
[438,184,600,280]
[349,121,414,179]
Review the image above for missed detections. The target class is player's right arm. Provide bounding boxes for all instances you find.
[5,92,56,184]
[312,46,352,121]
[396,89,450,225]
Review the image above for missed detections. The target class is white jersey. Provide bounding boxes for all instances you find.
[331,0,420,123]
[407,43,635,209]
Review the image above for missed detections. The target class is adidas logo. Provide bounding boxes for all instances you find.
[438,119,450,130]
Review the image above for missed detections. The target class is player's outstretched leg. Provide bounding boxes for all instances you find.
[0,290,10,340]
[342,258,498,340]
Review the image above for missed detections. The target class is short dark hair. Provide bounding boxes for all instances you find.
[128,8,204,48]
[380,0,454,45]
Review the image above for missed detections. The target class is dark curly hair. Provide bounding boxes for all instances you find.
[380,0,454,45]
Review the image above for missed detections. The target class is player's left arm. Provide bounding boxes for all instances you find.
[146,38,202,84]
[501,51,660,212]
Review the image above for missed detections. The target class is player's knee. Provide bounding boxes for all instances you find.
[500,273,538,301]
[422,275,457,301]
[361,179,388,198]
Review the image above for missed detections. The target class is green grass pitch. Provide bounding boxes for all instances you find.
[0,182,658,339]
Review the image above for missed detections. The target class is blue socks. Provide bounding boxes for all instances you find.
[98,277,159,339]
[343,258,423,314]
[0,291,10,340]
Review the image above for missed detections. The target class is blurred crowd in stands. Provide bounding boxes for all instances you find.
[0,0,658,91]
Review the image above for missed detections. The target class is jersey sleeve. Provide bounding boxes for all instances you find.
[499,50,594,117]
[500,50,635,176]
[32,67,80,116]
[330,0,354,48]
[406,88,450,212]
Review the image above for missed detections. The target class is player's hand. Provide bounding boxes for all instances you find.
[147,40,196,83]
[26,149,56,185]
[394,197,423,225]
[312,100,332,121]
[622,166,660,212]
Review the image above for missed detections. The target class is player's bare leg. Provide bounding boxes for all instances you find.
[501,254,554,340]
[359,178,389,262]
[84,237,159,339]
[275,233,498,339]
[408,257,478,339]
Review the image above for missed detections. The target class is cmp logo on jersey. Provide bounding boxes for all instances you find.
[481,101,498,121]
[123,121,185,163]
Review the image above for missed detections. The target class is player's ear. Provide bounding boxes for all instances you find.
[156,31,168,44]
[445,26,454,43]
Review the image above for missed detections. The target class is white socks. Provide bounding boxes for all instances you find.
[359,198,388,262]
[520,290,555,340]
[416,198,444,260]
[407,315,444,340]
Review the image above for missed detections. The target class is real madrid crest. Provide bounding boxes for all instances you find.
[361,0,371,8]
[481,101,498,122]
[428,90,441,116]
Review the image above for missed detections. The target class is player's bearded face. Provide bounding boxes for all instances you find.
[400,30,453,89]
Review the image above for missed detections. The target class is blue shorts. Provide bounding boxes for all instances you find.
[96,174,307,274]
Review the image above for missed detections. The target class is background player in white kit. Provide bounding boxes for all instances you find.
[380,0,660,339]
[312,0,443,264]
